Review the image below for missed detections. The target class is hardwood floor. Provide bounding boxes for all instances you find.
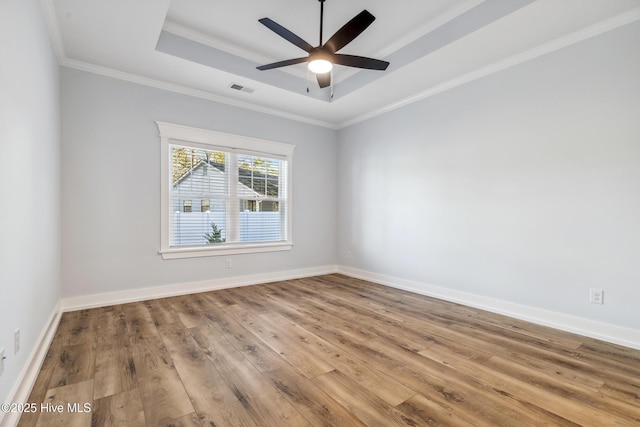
[18,274,640,426]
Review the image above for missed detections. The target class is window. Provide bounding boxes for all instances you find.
[158,122,294,259]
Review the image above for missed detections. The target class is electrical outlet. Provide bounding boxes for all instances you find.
[14,328,20,354]
[590,289,604,305]
[0,348,5,377]
[225,259,232,269]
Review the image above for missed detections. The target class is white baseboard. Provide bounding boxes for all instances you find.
[60,263,640,349]
[337,265,640,350]
[3,263,638,427]
[61,265,339,312]
[1,301,62,427]
[2,265,337,426]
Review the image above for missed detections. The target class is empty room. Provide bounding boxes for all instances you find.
[1,0,639,426]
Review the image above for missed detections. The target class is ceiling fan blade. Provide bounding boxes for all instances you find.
[316,72,331,88]
[333,54,389,71]
[324,10,375,53]
[257,57,308,71]
[259,18,314,53]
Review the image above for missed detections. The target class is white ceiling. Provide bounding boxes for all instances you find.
[45,0,640,128]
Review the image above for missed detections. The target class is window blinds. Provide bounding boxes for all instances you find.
[168,144,288,248]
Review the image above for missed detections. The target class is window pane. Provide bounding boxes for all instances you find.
[170,144,228,246]
[203,219,226,244]
[237,155,282,198]
[167,138,288,249]
[160,123,293,257]
[171,146,227,198]
[238,200,281,242]
[170,201,227,246]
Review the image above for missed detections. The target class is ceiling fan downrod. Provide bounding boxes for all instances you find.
[319,0,325,46]
[256,0,390,89]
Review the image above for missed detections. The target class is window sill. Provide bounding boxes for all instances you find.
[159,242,293,259]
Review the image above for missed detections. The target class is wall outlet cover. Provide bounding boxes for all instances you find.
[590,288,604,304]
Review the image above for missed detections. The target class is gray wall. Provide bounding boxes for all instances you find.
[338,22,640,330]
[4,0,637,413]
[61,69,338,298]
[0,0,61,406]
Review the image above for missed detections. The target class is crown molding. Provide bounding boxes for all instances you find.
[163,20,273,69]
[376,0,484,59]
[338,6,640,129]
[40,0,65,62]
[43,2,640,131]
[60,58,339,130]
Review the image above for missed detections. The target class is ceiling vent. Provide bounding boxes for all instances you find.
[229,83,254,94]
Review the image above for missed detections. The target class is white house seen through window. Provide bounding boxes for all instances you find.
[157,122,294,259]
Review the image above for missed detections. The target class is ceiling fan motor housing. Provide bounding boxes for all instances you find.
[256,0,389,88]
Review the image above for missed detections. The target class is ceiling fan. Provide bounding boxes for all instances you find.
[256,0,390,89]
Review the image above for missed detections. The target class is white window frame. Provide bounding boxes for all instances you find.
[157,122,294,259]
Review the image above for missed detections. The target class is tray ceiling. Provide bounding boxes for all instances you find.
[46,0,640,128]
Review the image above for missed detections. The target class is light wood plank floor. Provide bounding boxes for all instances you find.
[18,274,640,426]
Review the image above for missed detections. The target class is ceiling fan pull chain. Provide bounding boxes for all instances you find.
[330,69,334,100]
[256,0,389,90]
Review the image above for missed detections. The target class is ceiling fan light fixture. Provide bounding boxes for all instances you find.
[308,59,333,74]
[257,0,389,89]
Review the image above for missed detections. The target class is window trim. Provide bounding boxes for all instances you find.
[157,122,294,259]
